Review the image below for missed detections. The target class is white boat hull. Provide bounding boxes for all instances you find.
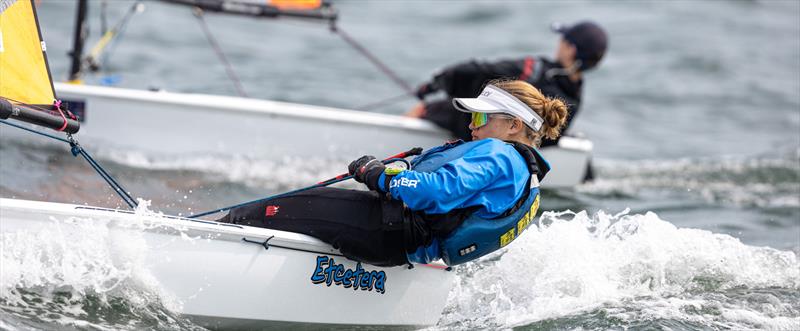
[0,198,454,328]
[0,83,592,187]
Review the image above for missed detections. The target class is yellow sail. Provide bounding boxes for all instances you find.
[0,0,55,106]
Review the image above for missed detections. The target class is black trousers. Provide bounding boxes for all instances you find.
[218,187,426,267]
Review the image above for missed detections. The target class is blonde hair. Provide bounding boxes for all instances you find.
[489,79,568,146]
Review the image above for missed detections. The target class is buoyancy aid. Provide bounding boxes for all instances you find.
[406,140,550,266]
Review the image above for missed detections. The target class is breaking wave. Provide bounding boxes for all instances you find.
[0,201,205,331]
[437,210,800,330]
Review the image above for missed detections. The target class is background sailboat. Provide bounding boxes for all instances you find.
[4,0,593,188]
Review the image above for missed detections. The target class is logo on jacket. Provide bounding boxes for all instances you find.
[265,205,280,217]
[310,256,386,294]
[389,177,419,189]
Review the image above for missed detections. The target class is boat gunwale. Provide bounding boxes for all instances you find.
[1,197,452,270]
[54,83,450,134]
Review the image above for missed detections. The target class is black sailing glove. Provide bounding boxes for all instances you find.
[415,82,438,101]
[348,155,387,192]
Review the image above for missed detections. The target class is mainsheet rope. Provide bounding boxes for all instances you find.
[353,91,413,111]
[329,21,414,95]
[191,174,354,219]
[192,156,414,218]
[193,7,249,98]
[249,17,417,110]
[264,18,416,96]
[0,118,138,209]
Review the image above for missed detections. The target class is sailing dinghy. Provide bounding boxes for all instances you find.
[0,0,454,328]
[1,198,453,329]
[2,0,594,188]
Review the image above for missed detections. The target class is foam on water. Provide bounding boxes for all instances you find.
[99,149,360,191]
[436,210,800,330]
[581,150,800,210]
[0,200,203,330]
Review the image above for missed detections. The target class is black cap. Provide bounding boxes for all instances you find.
[551,21,608,71]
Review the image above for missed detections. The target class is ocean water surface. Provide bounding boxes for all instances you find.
[1,0,798,330]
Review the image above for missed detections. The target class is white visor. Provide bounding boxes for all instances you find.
[452,85,544,132]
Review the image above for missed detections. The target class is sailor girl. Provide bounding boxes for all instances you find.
[220,80,568,267]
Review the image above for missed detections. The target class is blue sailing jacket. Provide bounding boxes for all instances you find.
[376,138,549,266]
[377,138,529,218]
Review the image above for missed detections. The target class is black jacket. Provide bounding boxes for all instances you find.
[422,56,582,145]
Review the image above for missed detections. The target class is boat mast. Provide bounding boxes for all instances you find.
[68,0,88,82]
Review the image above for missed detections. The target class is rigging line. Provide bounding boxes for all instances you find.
[192,175,353,218]
[192,7,249,98]
[75,150,138,209]
[0,119,70,144]
[100,0,108,35]
[354,91,413,111]
[329,22,414,95]
[0,120,138,209]
[89,1,144,72]
[70,142,138,209]
[192,155,416,218]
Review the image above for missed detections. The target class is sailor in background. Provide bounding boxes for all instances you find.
[220,80,567,267]
[408,20,608,147]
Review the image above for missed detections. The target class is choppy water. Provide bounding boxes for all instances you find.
[1,0,799,330]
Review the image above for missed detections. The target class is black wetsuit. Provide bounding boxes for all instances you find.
[421,56,582,146]
[217,187,429,267]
